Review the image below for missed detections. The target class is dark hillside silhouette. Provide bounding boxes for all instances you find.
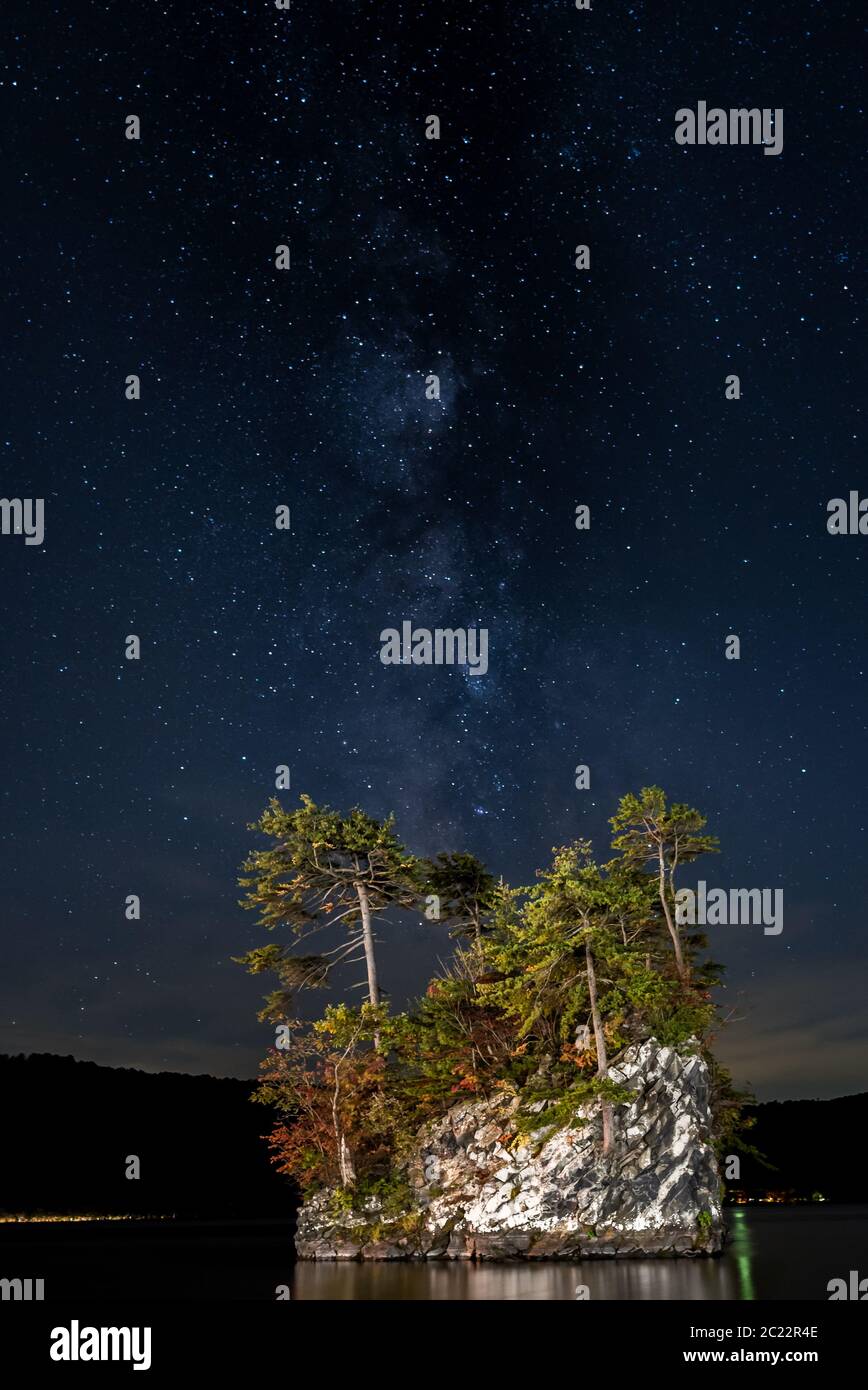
[0,1053,297,1219]
[0,1052,863,1216]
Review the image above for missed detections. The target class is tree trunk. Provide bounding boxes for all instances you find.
[356,880,381,1048]
[332,1060,356,1189]
[355,881,380,1006]
[586,941,614,1155]
[338,1133,356,1189]
[657,850,688,982]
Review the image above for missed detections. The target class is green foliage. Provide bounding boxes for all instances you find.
[236,793,419,1014]
[609,787,719,983]
[239,794,419,937]
[512,1075,633,1138]
[610,786,720,872]
[419,852,499,943]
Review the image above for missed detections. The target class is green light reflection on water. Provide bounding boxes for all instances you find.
[728,1209,756,1301]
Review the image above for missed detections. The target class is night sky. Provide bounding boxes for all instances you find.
[1,1,865,1101]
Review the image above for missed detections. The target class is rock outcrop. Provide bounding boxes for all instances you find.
[295,1037,724,1260]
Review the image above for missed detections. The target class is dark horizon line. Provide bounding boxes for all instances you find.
[4,1049,866,1110]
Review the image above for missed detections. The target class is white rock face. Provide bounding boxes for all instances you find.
[296,1038,725,1260]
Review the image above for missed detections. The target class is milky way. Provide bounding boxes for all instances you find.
[1,1,865,1098]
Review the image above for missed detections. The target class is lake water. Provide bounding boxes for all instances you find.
[2,1206,865,1300]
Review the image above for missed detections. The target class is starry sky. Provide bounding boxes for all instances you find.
[1,1,865,1101]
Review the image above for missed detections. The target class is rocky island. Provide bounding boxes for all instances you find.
[236,787,744,1262]
[296,1038,723,1260]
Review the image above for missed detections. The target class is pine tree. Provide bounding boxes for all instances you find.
[421,851,499,947]
[480,843,653,1154]
[235,794,418,1034]
[610,786,718,983]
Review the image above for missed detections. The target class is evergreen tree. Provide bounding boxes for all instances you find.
[421,851,499,947]
[610,786,718,983]
[480,843,654,1153]
[235,794,418,1036]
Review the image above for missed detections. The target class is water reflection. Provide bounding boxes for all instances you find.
[728,1209,756,1302]
[293,1253,741,1300]
[3,1206,865,1300]
[290,1207,868,1301]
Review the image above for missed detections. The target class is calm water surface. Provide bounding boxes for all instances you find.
[2,1207,864,1300]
